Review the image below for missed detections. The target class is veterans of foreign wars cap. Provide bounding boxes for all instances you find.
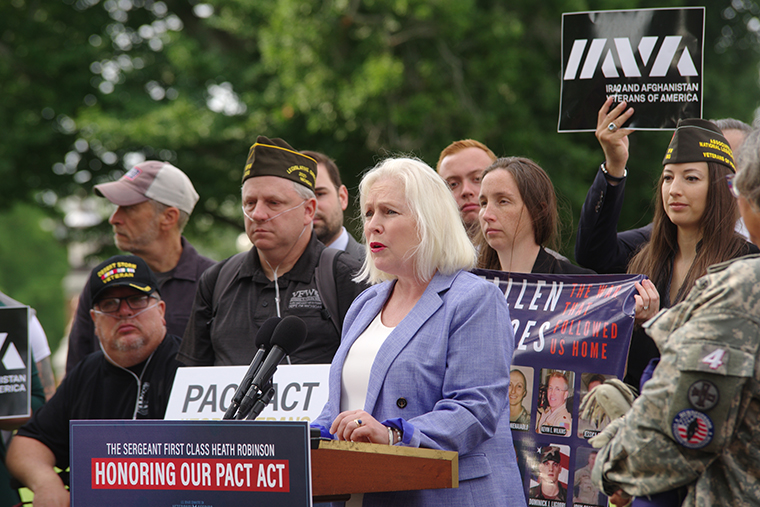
[89,254,160,307]
[540,446,561,464]
[93,161,200,215]
[662,118,736,172]
[242,135,317,191]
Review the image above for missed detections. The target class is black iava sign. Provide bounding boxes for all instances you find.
[0,306,30,419]
[558,7,704,132]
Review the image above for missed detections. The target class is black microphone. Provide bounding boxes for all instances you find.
[246,381,276,420]
[236,316,307,420]
[223,317,280,420]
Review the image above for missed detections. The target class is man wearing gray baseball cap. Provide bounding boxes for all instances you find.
[65,161,216,373]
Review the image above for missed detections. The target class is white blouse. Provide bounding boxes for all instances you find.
[340,311,395,412]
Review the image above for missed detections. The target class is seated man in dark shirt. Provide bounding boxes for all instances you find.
[7,255,181,506]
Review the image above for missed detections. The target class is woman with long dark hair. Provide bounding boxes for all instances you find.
[576,98,757,388]
[476,156,593,274]
[591,127,760,507]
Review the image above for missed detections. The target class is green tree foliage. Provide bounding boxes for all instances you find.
[6,0,760,229]
[0,203,69,351]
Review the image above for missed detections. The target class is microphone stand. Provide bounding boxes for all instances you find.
[246,381,276,420]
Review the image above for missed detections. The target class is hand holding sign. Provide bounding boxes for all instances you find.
[596,97,634,179]
[633,279,660,324]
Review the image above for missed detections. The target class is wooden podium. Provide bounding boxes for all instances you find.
[311,440,458,502]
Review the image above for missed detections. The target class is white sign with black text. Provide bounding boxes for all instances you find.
[165,364,330,422]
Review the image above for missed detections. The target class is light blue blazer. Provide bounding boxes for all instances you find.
[313,270,527,507]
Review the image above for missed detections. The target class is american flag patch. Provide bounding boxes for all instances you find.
[672,409,714,449]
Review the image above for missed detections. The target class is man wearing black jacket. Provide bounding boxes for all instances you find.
[7,255,181,506]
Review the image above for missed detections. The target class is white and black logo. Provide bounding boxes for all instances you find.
[0,307,30,418]
[559,8,704,132]
[564,36,698,81]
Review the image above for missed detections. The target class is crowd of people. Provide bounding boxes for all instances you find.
[3,106,760,507]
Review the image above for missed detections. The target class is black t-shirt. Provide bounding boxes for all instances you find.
[65,238,215,374]
[17,335,182,470]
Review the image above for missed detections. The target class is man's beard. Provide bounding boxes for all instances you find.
[315,214,342,245]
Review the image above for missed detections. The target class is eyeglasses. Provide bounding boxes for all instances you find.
[726,174,740,198]
[94,294,157,314]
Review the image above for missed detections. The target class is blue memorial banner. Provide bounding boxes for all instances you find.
[473,269,643,507]
[70,420,312,507]
[558,7,704,132]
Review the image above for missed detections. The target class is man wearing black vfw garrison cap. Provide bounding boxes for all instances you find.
[178,136,367,367]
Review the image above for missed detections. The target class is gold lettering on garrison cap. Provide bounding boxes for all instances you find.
[662,118,736,172]
[89,254,159,307]
[98,262,137,283]
[242,135,317,190]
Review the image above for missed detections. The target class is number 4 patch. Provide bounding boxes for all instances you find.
[701,348,727,370]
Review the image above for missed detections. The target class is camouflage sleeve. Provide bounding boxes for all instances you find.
[592,311,759,497]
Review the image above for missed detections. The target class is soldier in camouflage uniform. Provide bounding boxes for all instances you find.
[591,128,760,507]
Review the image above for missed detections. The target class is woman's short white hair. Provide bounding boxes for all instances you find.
[355,157,476,284]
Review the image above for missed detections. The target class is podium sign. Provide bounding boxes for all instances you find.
[0,306,30,419]
[165,364,330,422]
[70,420,312,507]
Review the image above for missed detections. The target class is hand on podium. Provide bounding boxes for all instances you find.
[330,410,398,445]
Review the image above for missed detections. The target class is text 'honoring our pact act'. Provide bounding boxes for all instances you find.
[91,458,289,492]
[92,441,288,492]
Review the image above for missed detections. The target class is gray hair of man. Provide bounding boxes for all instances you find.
[291,180,316,201]
[714,118,752,134]
[355,157,476,285]
[150,200,190,233]
[734,128,760,209]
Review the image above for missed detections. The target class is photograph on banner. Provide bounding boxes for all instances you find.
[527,443,570,506]
[536,368,574,437]
[0,306,30,419]
[472,269,642,505]
[558,7,704,132]
[510,366,533,431]
[573,446,605,507]
[576,372,617,439]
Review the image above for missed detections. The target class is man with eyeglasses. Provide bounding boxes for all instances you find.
[65,161,215,374]
[178,136,366,367]
[7,255,181,506]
